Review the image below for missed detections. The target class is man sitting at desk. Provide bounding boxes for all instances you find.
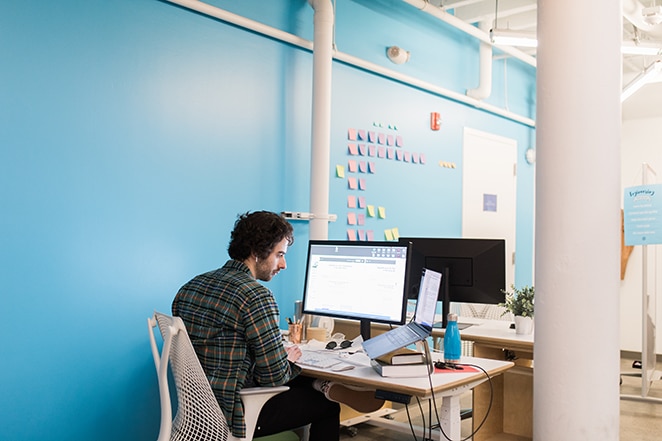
[173,211,383,440]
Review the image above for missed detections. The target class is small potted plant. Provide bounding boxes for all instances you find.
[500,284,534,334]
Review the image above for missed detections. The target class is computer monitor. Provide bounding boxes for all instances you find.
[399,237,506,329]
[301,240,412,340]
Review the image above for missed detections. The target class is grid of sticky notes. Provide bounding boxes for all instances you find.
[339,126,425,241]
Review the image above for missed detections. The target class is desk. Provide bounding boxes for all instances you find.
[333,317,534,441]
[298,351,513,440]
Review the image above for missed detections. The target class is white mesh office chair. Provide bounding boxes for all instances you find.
[148,311,291,441]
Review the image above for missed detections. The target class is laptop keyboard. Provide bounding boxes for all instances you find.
[384,325,420,346]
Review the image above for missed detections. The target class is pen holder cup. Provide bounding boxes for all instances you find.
[288,323,303,344]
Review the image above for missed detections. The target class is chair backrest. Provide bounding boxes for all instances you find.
[148,311,230,441]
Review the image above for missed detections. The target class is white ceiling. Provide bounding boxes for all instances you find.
[431,0,662,121]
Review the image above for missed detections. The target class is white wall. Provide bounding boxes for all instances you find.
[620,117,662,353]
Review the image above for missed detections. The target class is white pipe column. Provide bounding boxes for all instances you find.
[466,20,493,100]
[535,1,621,440]
[308,0,334,240]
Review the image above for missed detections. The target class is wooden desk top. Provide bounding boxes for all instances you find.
[298,353,513,398]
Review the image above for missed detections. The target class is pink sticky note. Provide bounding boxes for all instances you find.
[357,129,366,141]
[347,212,357,225]
[358,196,367,208]
[396,135,403,147]
[378,147,386,158]
[358,144,367,156]
[358,229,366,241]
[348,128,357,141]
[348,160,358,173]
[368,162,376,174]
[359,178,366,190]
[396,150,403,161]
[404,151,411,162]
[347,143,359,155]
[368,131,376,143]
[348,177,358,189]
[387,148,394,159]
[387,135,394,146]
[347,229,357,241]
[368,145,376,157]
[420,153,426,164]
[412,152,419,163]
[358,213,365,226]
[359,161,367,173]
[378,133,386,145]
[347,195,357,208]
[366,230,374,241]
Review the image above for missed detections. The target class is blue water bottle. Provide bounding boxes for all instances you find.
[444,313,461,363]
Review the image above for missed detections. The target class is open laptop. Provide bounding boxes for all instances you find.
[362,268,442,359]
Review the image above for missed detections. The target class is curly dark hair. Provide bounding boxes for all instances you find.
[228,211,294,261]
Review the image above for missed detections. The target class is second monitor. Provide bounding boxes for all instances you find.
[399,237,506,329]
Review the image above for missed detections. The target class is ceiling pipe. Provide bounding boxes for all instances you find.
[466,20,493,100]
[623,0,662,35]
[400,0,537,68]
[308,0,334,240]
[164,0,535,127]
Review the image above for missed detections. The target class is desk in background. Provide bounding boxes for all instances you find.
[333,317,534,441]
[298,351,513,441]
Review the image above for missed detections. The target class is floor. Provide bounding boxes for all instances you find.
[338,355,662,441]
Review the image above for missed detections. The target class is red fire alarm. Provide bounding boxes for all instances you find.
[430,112,441,131]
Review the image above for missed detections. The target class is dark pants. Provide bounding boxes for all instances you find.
[255,375,340,441]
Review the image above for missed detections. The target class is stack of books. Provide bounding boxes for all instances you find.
[370,347,431,378]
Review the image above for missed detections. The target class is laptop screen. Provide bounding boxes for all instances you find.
[414,268,442,327]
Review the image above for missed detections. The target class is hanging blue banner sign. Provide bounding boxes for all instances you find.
[623,184,662,246]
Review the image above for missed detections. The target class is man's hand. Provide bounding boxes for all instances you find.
[285,344,301,363]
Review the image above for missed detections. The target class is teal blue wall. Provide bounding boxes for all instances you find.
[0,0,535,439]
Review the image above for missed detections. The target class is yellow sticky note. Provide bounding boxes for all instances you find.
[336,165,345,178]
[378,206,386,219]
[384,229,394,241]
[367,205,375,217]
[391,227,399,240]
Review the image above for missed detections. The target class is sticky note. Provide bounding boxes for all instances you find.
[368,162,376,174]
[348,143,359,155]
[378,133,386,144]
[357,129,366,140]
[404,151,411,162]
[347,229,357,241]
[336,165,345,178]
[358,229,366,241]
[391,227,399,240]
[347,195,357,208]
[347,212,357,225]
[348,128,357,141]
[420,153,426,164]
[387,135,394,146]
[378,206,386,219]
[368,131,376,143]
[358,196,367,208]
[378,147,386,158]
[384,229,394,241]
[358,144,367,156]
[396,150,403,161]
[348,160,358,173]
[368,145,376,157]
[348,177,358,189]
[367,230,375,241]
[367,205,375,217]
[359,161,367,173]
[387,148,394,159]
[359,178,366,190]
[358,213,365,226]
[412,152,419,163]
[396,135,403,147]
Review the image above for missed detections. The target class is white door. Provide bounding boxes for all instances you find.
[462,127,517,289]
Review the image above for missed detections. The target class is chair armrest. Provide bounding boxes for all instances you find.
[240,386,290,440]
[239,386,290,396]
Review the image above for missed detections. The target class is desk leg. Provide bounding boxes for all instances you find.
[439,395,462,441]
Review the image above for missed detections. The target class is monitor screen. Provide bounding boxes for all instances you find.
[301,240,411,340]
[399,237,506,328]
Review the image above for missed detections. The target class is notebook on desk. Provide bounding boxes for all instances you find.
[362,268,441,359]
